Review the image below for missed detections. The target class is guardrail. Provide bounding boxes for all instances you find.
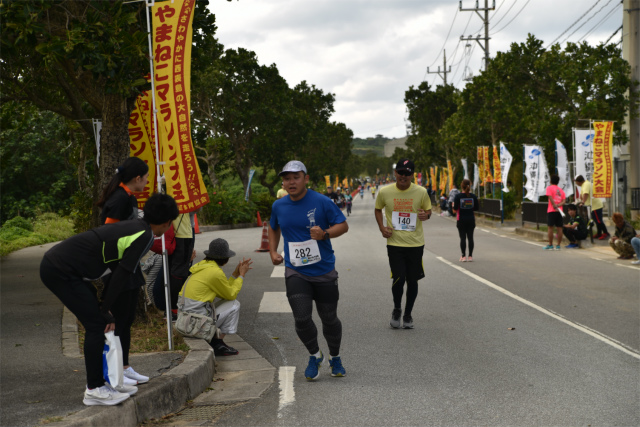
[478,198,502,218]
[521,202,548,228]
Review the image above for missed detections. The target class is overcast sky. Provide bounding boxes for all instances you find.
[209,0,624,139]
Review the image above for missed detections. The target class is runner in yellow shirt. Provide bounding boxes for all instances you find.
[374,159,432,329]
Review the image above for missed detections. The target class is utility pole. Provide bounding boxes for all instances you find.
[459,0,495,72]
[427,49,452,85]
[623,0,639,219]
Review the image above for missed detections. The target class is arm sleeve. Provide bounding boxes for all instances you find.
[212,274,243,301]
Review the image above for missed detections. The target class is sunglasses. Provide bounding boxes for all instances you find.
[397,170,412,176]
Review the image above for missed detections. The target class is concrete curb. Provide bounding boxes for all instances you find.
[50,330,215,427]
[199,222,259,233]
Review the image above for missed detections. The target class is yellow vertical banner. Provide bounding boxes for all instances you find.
[592,121,614,197]
[483,146,492,184]
[430,167,435,188]
[477,147,485,184]
[324,175,331,187]
[152,0,209,213]
[128,88,156,208]
[447,160,453,189]
[342,178,348,189]
[350,178,353,188]
[440,169,447,195]
[492,145,502,184]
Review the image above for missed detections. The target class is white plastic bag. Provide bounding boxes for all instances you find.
[103,331,124,388]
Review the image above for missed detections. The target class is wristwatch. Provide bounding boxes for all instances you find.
[323,230,330,240]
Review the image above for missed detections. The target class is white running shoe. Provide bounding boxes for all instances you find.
[123,375,138,386]
[123,366,149,384]
[114,383,138,395]
[83,384,130,406]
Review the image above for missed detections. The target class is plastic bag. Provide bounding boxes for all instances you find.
[103,331,124,388]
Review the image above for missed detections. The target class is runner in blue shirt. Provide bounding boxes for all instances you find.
[269,160,349,380]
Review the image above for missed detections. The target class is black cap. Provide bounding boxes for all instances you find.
[395,159,415,173]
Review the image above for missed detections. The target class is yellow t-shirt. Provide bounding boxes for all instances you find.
[375,183,432,247]
[173,214,192,238]
[581,180,603,210]
[276,188,288,199]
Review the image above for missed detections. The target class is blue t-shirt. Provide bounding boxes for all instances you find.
[270,189,346,276]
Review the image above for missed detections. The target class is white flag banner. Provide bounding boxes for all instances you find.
[461,159,469,180]
[555,139,574,198]
[473,163,479,191]
[574,129,594,183]
[523,145,548,202]
[499,142,513,192]
[92,119,102,167]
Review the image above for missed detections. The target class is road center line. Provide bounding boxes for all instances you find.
[278,366,296,417]
[436,256,640,360]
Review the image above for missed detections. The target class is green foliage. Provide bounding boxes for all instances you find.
[0,213,74,257]
[70,190,94,233]
[352,134,390,156]
[199,190,254,225]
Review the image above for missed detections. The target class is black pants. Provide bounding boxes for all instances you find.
[285,276,342,357]
[563,227,586,243]
[110,288,138,366]
[592,208,609,235]
[457,221,475,257]
[40,257,106,389]
[170,236,195,309]
[387,245,425,317]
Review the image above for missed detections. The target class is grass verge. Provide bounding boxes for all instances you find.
[0,213,74,257]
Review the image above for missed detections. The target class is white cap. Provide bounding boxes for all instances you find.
[279,160,307,176]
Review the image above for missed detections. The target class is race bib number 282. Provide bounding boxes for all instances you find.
[288,240,322,267]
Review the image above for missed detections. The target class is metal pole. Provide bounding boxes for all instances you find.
[522,145,525,227]
[500,183,504,224]
[145,0,173,350]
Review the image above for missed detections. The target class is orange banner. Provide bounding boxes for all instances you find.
[483,146,492,184]
[430,167,435,188]
[592,121,613,198]
[440,168,447,195]
[492,145,502,184]
[447,160,453,190]
[325,175,331,188]
[152,0,209,213]
[128,87,156,208]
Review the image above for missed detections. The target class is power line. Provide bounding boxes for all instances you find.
[559,0,616,45]
[489,0,519,33]
[604,25,623,44]
[545,0,602,48]
[490,0,532,35]
[578,1,620,43]
[422,7,459,82]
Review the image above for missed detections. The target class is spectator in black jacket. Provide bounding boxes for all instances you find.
[562,204,587,248]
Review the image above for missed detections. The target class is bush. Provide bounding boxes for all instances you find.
[199,190,256,225]
[0,213,74,257]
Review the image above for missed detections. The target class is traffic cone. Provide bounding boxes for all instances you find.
[194,214,201,234]
[256,211,263,227]
[256,223,270,252]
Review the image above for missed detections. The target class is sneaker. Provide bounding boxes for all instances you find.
[329,356,346,377]
[213,342,239,356]
[123,376,137,386]
[593,233,602,239]
[543,245,554,250]
[631,260,640,265]
[123,367,149,384]
[459,256,466,262]
[390,308,402,329]
[555,245,561,250]
[467,256,473,262]
[114,384,138,396]
[305,351,324,381]
[565,243,578,249]
[402,315,414,329]
[83,384,130,406]
[598,233,610,240]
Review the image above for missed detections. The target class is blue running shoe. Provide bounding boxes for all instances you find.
[555,245,561,250]
[543,245,554,250]
[329,356,346,377]
[305,352,324,381]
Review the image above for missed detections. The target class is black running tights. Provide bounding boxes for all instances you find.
[392,278,418,316]
[285,276,342,357]
[457,221,475,257]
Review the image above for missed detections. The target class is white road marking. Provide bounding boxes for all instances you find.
[278,366,296,417]
[591,257,640,271]
[271,266,285,277]
[436,256,640,360]
[258,292,292,313]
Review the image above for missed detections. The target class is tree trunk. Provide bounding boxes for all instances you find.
[94,94,136,227]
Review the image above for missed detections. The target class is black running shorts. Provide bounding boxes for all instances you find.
[386,245,425,282]
[547,211,563,227]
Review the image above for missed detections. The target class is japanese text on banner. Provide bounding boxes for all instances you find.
[492,145,502,184]
[152,0,209,213]
[592,121,613,198]
[128,88,156,208]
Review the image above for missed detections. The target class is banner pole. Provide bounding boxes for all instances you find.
[500,183,504,224]
[145,0,173,350]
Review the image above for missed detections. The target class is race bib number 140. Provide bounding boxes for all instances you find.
[392,211,417,231]
[288,240,322,267]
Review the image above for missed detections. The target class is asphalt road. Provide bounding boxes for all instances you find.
[199,189,639,427]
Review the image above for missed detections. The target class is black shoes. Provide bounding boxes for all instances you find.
[213,341,239,356]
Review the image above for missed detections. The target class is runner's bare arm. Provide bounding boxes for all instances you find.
[374,208,393,238]
[268,225,284,265]
[418,209,432,221]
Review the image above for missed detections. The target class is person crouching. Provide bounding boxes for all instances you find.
[178,238,252,356]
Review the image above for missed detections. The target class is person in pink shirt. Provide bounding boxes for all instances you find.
[544,174,566,250]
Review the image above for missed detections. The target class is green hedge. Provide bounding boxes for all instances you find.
[0,213,75,257]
